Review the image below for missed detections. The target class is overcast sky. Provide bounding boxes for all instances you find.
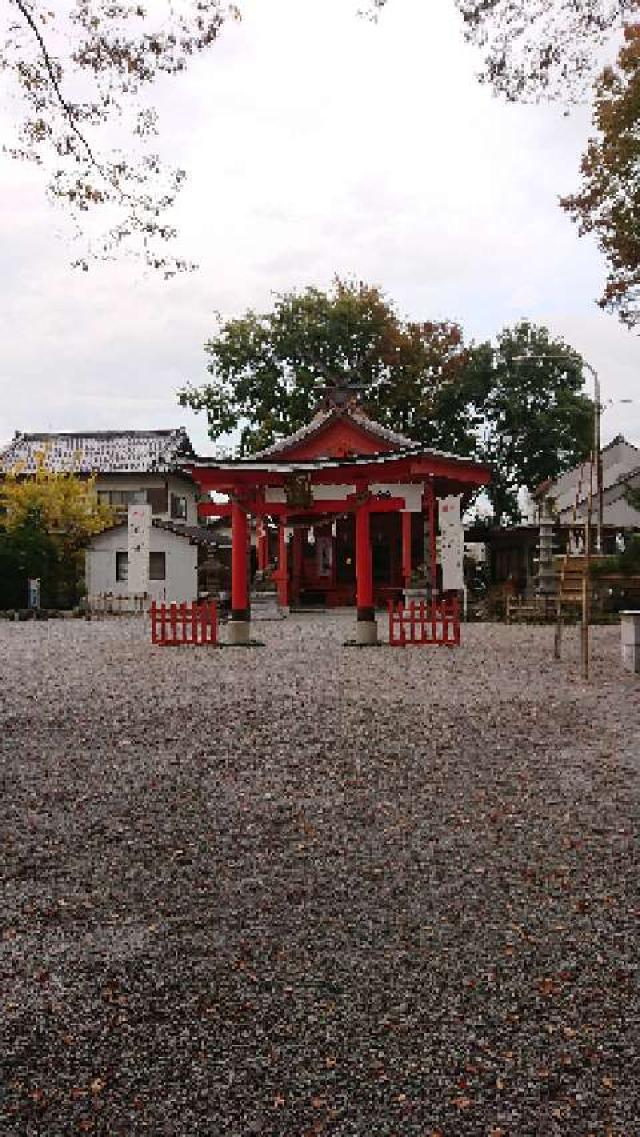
[1,0,638,457]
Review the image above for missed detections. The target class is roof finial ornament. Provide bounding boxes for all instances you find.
[311,359,366,411]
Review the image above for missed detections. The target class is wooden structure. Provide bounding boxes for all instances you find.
[185,382,490,645]
[151,600,218,646]
[388,597,461,647]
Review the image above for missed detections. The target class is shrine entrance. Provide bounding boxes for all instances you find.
[185,379,490,645]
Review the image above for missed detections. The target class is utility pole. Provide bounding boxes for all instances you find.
[581,360,602,555]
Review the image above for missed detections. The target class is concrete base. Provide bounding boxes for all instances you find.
[227,619,251,645]
[250,591,286,621]
[620,611,640,674]
[356,619,378,646]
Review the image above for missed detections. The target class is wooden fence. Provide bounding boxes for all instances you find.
[151,601,218,646]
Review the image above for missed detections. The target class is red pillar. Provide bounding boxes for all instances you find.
[355,501,374,619]
[401,511,412,587]
[277,523,290,607]
[231,500,249,619]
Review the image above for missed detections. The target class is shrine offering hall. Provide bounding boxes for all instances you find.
[186,390,490,645]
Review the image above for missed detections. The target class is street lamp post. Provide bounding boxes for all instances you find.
[511,351,601,680]
[581,361,603,555]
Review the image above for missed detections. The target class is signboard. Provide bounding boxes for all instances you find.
[439,494,464,592]
[316,536,333,577]
[127,502,152,595]
[27,578,40,609]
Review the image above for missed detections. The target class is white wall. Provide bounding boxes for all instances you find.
[86,525,198,603]
[95,474,198,525]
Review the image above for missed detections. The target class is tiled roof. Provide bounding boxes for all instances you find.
[252,408,418,459]
[0,428,195,475]
[90,518,229,549]
[152,520,230,549]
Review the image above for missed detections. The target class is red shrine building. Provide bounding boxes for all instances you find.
[186,384,490,644]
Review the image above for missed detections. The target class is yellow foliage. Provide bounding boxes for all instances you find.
[0,449,114,549]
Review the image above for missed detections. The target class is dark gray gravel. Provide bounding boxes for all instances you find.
[1,614,638,1136]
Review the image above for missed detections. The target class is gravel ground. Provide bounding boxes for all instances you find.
[1,613,639,1137]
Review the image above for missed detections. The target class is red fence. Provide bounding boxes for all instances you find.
[388,596,460,647]
[151,601,218,646]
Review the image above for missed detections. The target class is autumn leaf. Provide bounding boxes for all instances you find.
[451,1095,473,1110]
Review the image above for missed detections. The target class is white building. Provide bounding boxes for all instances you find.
[544,435,640,530]
[0,428,199,525]
[0,427,227,605]
[86,519,223,605]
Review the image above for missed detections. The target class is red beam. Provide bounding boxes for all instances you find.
[198,502,232,518]
[199,496,407,519]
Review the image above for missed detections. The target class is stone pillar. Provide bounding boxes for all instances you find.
[229,500,250,644]
[401,511,412,587]
[537,499,557,595]
[620,610,640,674]
[355,500,377,645]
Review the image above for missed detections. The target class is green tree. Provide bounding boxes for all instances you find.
[453,1,633,102]
[179,279,480,456]
[1,0,240,273]
[371,2,639,325]
[0,456,113,607]
[179,285,594,528]
[0,506,59,609]
[561,24,640,325]
[457,1,640,325]
[470,321,594,524]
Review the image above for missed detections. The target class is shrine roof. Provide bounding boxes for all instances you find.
[252,407,418,459]
[186,442,489,476]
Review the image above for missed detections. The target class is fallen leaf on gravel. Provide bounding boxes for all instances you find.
[538,977,557,996]
[452,1095,473,1110]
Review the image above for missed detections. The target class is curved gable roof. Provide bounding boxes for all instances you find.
[253,408,418,460]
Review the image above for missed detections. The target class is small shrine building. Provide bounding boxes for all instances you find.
[185,383,490,644]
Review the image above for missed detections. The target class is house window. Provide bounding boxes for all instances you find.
[170,493,187,520]
[147,486,169,515]
[149,551,166,580]
[116,551,128,582]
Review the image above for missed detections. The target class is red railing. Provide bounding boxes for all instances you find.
[151,601,218,646]
[388,596,460,647]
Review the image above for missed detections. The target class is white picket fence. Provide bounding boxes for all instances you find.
[86,593,150,616]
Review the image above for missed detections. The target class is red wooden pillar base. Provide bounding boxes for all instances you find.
[355,500,377,644]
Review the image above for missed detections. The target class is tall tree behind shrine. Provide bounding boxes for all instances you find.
[179,279,483,457]
[179,281,594,524]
